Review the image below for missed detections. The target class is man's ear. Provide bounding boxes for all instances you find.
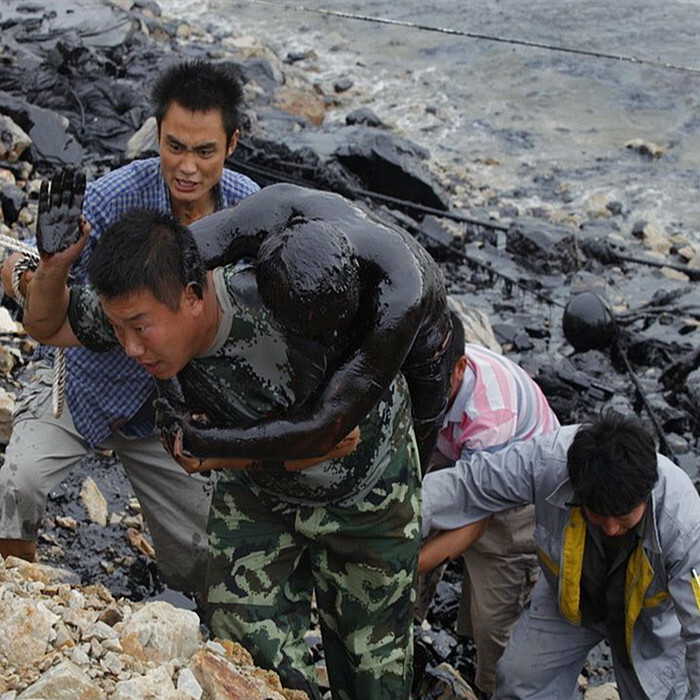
[227,129,240,157]
[454,355,468,383]
[183,282,204,313]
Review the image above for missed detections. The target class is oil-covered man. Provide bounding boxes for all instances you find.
[174,181,454,469]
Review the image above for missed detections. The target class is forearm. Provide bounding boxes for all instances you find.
[184,410,349,460]
[174,426,360,473]
[418,518,490,574]
[22,261,72,341]
[190,204,278,268]
[403,318,453,467]
[190,454,332,473]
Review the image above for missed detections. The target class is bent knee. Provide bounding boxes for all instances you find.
[495,644,542,688]
[0,455,49,500]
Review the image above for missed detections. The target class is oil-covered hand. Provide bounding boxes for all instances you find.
[154,378,210,459]
[36,168,87,256]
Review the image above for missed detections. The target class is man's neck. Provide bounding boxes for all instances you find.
[195,273,223,356]
[172,191,216,226]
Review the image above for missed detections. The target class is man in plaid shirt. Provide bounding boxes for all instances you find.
[0,60,258,592]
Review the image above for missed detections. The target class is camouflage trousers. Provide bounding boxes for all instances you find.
[206,439,421,700]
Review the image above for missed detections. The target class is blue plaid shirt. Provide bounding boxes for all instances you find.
[43,158,259,446]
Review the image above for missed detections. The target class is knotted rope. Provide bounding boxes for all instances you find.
[1,233,67,418]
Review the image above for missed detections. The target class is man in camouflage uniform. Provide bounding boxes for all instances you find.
[23,206,421,700]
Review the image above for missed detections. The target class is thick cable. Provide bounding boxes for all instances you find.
[244,0,700,76]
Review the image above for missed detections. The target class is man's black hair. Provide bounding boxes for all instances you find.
[87,209,205,311]
[448,310,466,369]
[152,59,244,142]
[567,409,658,516]
[256,215,361,341]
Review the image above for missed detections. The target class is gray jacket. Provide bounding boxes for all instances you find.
[422,425,700,699]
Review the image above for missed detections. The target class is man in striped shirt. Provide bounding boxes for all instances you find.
[420,310,559,696]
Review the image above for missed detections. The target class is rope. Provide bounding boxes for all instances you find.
[244,0,700,76]
[0,233,67,418]
[0,234,40,256]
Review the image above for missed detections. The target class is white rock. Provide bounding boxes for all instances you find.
[16,660,104,699]
[176,667,203,699]
[0,167,17,186]
[112,665,179,700]
[70,646,91,666]
[117,601,202,663]
[625,138,666,158]
[583,192,614,219]
[100,650,125,675]
[0,387,15,445]
[79,477,109,526]
[0,307,21,334]
[101,637,123,653]
[53,620,76,650]
[448,298,502,353]
[125,117,158,161]
[55,516,78,531]
[83,620,120,641]
[661,266,689,282]
[66,588,86,609]
[585,682,620,699]
[89,638,104,659]
[0,598,58,665]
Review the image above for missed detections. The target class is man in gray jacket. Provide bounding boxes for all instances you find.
[421,410,700,700]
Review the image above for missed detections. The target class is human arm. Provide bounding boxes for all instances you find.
[190,182,303,265]
[168,425,361,474]
[418,517,490,574]
[420,433,554,538]
[156,279,423,461]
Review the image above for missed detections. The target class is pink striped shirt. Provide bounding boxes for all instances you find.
[436,343,559,461]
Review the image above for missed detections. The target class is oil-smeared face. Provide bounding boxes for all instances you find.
[101,288,202,380]
[583,502,647,537]
[158,101,237,220]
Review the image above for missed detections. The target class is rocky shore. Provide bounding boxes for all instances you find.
[0,1,698,698]
[0,554,308,699]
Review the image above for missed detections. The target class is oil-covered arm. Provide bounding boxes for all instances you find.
[190,182,309,265]
[168,425,361,474]
[157,283,423,461]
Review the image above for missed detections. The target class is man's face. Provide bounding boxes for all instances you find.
[583,502,647,537]
[101,287,202,380]
[158,101,238,212]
